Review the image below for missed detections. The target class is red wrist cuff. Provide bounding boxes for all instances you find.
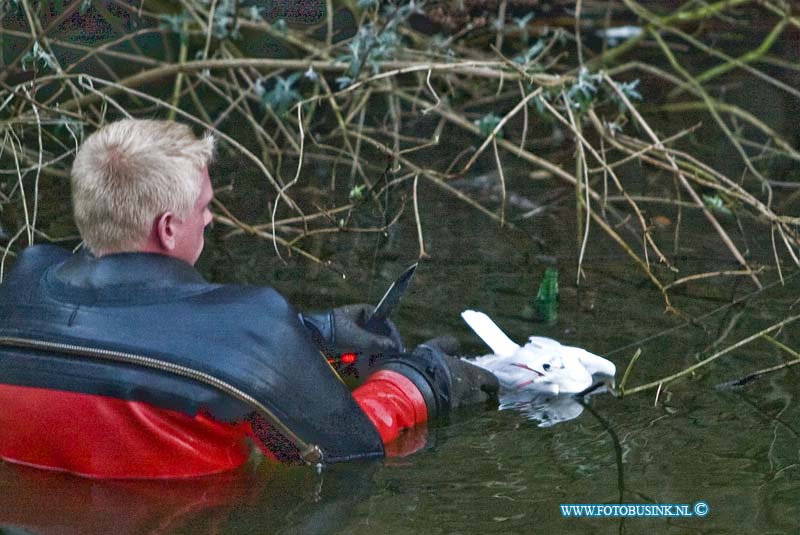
[352,369,428,447]
[367,370,429,424]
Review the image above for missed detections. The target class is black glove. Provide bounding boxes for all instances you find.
[372,337,499,419]
[300,303,404,356]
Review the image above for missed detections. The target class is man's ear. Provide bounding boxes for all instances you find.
[156,211,177,251]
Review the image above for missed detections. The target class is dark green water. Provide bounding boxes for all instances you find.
[1,0,798,529]
[2,161,798,535]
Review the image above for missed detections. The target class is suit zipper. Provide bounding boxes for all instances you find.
[0,335,323,464]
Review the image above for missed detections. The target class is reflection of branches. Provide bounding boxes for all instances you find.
[716,336,800,389]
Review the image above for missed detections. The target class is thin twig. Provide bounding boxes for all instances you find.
[624,314,800,395]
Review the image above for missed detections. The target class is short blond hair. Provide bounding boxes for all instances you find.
[71,119,215,254]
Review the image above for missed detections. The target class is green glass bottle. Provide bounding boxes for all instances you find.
[533,267,559,324]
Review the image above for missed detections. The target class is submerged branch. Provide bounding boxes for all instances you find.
[622,314,800,396]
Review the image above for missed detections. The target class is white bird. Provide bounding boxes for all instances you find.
[461,310,616,396]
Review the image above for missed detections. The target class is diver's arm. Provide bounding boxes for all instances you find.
[242,369,427,460]
[352,341,499,453]
[241,331,496,460]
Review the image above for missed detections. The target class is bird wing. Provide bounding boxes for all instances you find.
[461,310,520,357]
[574,349,616,378]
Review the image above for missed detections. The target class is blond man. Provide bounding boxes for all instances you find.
[0,119,497,478]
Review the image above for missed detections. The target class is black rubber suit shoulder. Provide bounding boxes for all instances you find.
[0,245,384,463]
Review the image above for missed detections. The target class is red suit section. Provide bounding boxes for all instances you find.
[0,370,427,478]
